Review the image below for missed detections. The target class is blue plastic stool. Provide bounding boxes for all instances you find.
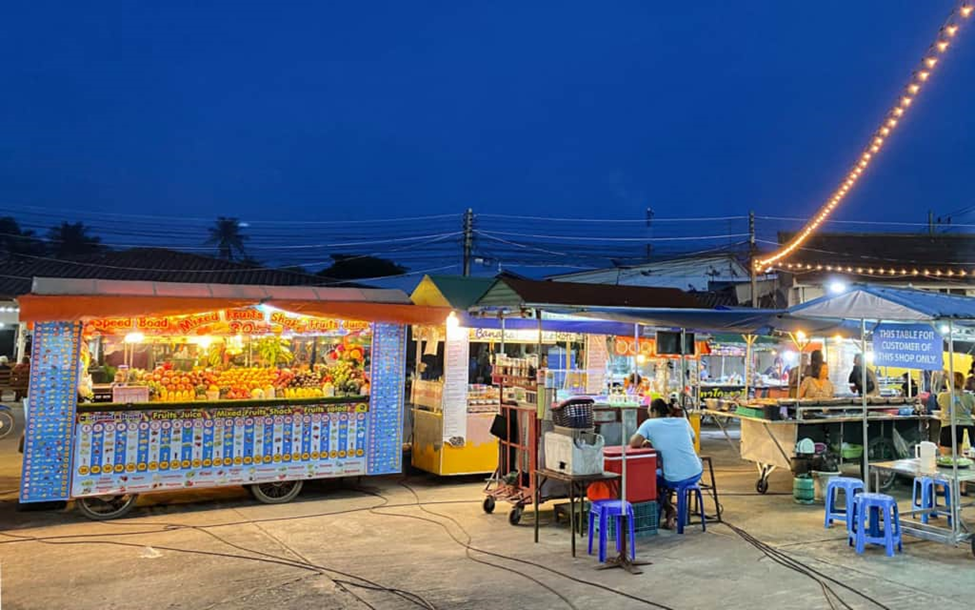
[824,477,864,530]
[587,500,635,563]
[912,476,952,525]
[672,481,706,534]
[850,493,902,557]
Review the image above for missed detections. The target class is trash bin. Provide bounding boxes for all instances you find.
[812,470,841,503]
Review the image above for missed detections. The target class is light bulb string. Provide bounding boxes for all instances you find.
[757,3,973,271]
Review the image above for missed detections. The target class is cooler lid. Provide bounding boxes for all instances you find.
[603,446,655,458]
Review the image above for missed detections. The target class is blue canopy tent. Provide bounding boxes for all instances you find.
[788,286,975,551]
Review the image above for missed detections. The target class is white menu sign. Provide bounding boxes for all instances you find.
[586,335,609,394]
[442,325,470,443]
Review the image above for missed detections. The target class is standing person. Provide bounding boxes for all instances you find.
[848,354,878,396]
[630,398,702,530]
[799,361,835,399]
[937,372,975,457]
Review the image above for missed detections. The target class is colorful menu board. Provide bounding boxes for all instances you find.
[20,321,84,503]
[366,323,406,475]
[71,401,368,497]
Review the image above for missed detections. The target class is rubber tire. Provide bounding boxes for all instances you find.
[971,536,975,558]
[0,410,14,440]
[248,480,304,504]
[508,506,523,525]
[483,496,496,514]
[76,494,139,520]
[756,478,769,495]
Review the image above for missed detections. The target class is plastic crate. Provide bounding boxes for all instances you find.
[590,500,659,539]
[735,406,765,419]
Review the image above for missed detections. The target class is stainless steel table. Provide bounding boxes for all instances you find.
[870,458,974,555]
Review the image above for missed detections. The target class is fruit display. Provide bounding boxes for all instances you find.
[114,352,369,403]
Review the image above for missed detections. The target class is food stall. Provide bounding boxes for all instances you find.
[785,286,975,555]
[18,278,447,519]
[409,275,499,476]
[700,334,789,401]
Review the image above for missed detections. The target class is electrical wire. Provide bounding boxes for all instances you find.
[478,213,749,223]
[373,480,679,610]
[719,521,893,610]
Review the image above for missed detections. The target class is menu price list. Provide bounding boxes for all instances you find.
[20,321,83,503]
[367,323,406,475]
[71,402,369,497]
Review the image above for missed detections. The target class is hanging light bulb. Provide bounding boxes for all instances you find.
[961,5,973,18]
[937,40,950,52]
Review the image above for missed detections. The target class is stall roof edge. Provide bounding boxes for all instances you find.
[29,277,412,304]
[788,285,975,322]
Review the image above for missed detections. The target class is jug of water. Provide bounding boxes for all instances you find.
[915,441,938,473]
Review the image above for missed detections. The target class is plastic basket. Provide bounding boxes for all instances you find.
[589,500,659,539]
[552,398,594,428]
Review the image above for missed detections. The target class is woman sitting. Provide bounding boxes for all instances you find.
[630,398,702,530]
[798,361,834,400]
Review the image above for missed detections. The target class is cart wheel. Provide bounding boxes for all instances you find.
[508,506,523,525]
[0,409,15,440]
[248,480,303,504]
[971,536,975,558]
[756,478,769,495]
[876,471,897,492]
[482,496,496,514]
[76,494,138,520]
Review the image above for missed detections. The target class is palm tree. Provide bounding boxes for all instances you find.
[46,222,104,258]
[0,216,46,260]
[207,217,248,261]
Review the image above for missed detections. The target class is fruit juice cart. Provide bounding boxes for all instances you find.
[18,278,446,519]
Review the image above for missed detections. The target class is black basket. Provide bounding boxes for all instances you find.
[552,398,594,428]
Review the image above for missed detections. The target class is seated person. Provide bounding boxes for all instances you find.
[798,362,834,400]
[630,398,702,530]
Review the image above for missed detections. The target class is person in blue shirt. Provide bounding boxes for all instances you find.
[630,398,703,530]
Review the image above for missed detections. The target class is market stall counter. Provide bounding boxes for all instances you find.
[704,397,936,493]
[18,278,448,519]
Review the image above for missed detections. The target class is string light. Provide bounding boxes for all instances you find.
[781,262,973,278]
[757,5,972,271]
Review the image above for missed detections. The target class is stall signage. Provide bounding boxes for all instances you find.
[442,324,470,442]
[85,308,367,337]
[872,323,943,370]
[469,328,581,344]
[585,335,609,394]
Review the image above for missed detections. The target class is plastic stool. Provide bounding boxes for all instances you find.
[851,493,902,557]
[824,477,864,530]
[587,500,635,563]
[674,481,706,534]
[912,476,952,525]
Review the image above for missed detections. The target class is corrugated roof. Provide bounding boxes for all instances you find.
[0,248,331,298]
[474,275,701,310]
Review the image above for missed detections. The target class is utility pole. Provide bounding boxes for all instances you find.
[645,207,654,260]
[462,208,474,276]
[749,210,758,308]
[928,210,934,236]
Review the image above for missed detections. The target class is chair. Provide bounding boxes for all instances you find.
[671,480,706,535]
[850,493,902,557]
[912,476,952,526]
[824,477,864,530]
[587,500,635,563]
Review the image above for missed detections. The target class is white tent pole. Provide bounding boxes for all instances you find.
[861,318,870,492]
[947,320,960,537]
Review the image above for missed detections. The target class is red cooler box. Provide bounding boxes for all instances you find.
[600,447,657,503]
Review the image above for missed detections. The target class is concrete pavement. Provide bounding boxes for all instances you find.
[1,417,972,609]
